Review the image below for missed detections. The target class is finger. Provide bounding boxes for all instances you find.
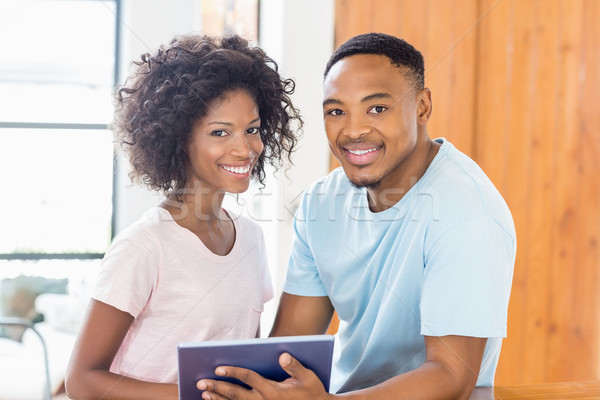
[197,379,249,400]
[278,353,327,396]
[202,391,232,400]
[278,353,309,379]
[214,365,264,389]
[200,388,229,400]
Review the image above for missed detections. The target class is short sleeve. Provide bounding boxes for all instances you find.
[91,225,159,318]
[283,192,328,297]
[420,216,516,338]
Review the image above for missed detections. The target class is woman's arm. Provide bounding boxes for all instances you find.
[65,299,178,400]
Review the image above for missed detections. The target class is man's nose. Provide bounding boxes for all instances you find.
[344,113,371,139]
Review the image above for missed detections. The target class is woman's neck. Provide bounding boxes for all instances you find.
[166,183,225,221]
[160,185,236,256]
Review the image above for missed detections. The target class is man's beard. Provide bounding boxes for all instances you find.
[349,177,381,190]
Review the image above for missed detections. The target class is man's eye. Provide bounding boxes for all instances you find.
[327,109,344,116]
[211,130,227,137]
[247,127,260,135]
[368,106,386,114]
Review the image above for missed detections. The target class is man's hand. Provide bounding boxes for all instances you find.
[197,353,333,400]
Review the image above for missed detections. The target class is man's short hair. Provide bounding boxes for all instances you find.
[324,32,425,90]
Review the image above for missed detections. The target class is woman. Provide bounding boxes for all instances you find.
[65,34,301,400]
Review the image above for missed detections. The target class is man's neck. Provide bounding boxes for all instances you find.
[367,138,440,213]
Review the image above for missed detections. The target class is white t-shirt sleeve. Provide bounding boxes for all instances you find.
[420,216,515,338]
[91,225,159,318]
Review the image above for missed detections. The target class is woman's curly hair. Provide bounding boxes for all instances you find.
[112,34,302,194]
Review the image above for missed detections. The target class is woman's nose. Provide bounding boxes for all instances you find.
[230,133,252,157]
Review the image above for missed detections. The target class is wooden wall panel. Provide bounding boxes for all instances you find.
[577,0,600,380]
[475,0,600,384]
[476,0,552,383]
[333,0,600,386]
[474,0,526,384]
[424,0,478,156]
[546,0,582,381]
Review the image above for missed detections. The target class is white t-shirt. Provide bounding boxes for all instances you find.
[92,207,273,383]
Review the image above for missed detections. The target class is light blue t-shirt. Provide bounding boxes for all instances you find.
[283,138,516,393]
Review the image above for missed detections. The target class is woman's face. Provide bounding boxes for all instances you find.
[186,88,264,195]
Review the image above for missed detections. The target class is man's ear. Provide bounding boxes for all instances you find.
[417,88,432,124]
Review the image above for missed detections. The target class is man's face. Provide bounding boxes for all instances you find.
[323,54,430,190]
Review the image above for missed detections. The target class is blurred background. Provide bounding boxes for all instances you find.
[0,0,598,398]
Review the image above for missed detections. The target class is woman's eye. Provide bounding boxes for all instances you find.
[368,105,386,114]
[247,127,260,135]
[211,130,228,137]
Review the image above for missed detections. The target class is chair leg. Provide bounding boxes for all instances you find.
[0,317,52,400]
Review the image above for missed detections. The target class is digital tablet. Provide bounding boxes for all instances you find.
[177,334,335,400]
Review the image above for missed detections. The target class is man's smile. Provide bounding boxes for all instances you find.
[342,144,382,166]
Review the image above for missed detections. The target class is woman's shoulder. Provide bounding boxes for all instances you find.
[229,212,264,236]
[110,207,168,247]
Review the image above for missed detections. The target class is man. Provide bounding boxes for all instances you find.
[198,32,516,400]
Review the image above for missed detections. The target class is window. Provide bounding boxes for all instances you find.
[0,0,119,328]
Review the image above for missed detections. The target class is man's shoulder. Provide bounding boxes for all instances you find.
[293,168,359,224]
[305,167,353,196]
[425,141,514,234]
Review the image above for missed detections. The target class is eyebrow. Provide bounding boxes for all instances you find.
[323,92,393,107]
[207,117,261,126]
[361,93,392,102]
[322,98,343,107]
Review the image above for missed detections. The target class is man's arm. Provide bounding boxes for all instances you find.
[199,316,486,400]
[269,293,334,337]
[335,335,487,400]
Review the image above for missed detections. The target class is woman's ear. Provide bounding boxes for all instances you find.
[417,88,432,124]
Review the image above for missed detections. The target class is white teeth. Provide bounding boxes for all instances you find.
[348,148,378,156]
[222,164,250,174]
